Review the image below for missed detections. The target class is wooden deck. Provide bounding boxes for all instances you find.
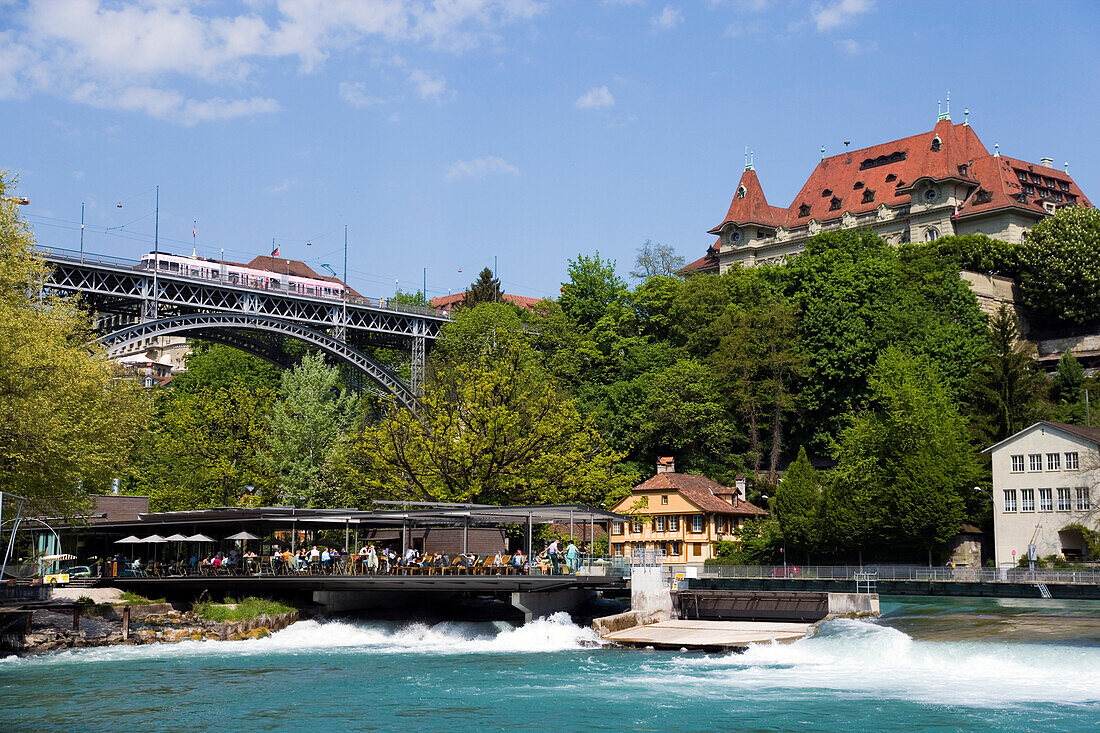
[602,620,812,651]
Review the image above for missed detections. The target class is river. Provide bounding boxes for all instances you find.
[1,596,1098,731]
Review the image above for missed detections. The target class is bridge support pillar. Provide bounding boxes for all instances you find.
[510,588,593,623]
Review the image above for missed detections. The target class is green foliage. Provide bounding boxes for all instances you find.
[630,239,685,280]
[560,252,628,330]
[916,234,1021,278]
[0,171,150,516]
[1061,524,1100,560]
[391,288,430,307]
[967,306,1047,443]
[464,267,503,306]
[118,591,164,604]
[704,518,784,564]
[170,342,281,394]
[830,348,981,558]
[192,596,295,622]
[1018,206,1100,324]
[263,353,358,507]
[773,447,820,558]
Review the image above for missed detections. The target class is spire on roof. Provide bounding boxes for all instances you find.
[937,92,951,122]
[994,142,1000,158]
[820,145,825,161]
[963,107,970,126]
[744,146,753,171]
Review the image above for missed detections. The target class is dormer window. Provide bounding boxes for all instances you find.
[829,197,842,211]
[885,173,897,182]
[821,189,832,197]
[798,203,811,217]
[975,189,993,204]
[853,181,864,189]
[931,136,942,152]
[736,185,746,199]
[958,164,968,176]
[861,189,875,203]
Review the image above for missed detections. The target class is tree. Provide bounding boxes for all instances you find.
[170,341,281,394]
[630,239,685,280]
[832,348,981,560]
[773,446,820,562]
[349,324,631,506]
[968,305,1047,443]
[0,171,149,516]
[391,289,430,307]
[560,252,628,330]
[264,353,358,507]
[1018,206,1100,324]
[464,267,503,306]
[1051,352,1087,425]
[142,382,276,511]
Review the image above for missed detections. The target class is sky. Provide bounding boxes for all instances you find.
[2,0,1099,302]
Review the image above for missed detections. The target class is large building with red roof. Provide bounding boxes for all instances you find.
[429,291,544,315]
[685,114,1092,273]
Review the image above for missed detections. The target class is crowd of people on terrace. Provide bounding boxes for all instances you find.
[115,538,588,578]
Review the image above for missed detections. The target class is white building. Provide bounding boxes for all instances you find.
[983,421,1099,566]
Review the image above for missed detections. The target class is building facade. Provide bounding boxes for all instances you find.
[685,115,1092,273]
[983,421,1099,566]
[608,458,766,564]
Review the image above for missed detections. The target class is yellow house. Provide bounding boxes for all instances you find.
[609,457,767,563]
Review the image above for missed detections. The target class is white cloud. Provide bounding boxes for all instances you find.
[835,38,877,55]
[339,81,386,108]
[575,85,614,109]
[1,0,542,123]
[812,0,874,32]
[264,180,292,194]
[651,5,684,31]
[444,156,520,180]
[409,69,451,102]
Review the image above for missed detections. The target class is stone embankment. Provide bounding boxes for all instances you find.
[14,587,300,655]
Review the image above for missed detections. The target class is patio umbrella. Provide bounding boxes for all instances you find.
[115,535,142,559]
[185,534,215,543]
[140,534,168,562]
[226,531,260,541]
[164,534,189,568]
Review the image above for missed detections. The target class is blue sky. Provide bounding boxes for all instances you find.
[3,0,1098,301]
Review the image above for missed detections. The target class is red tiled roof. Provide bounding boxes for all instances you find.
[691,119,1093,263]
[630,472,768,516]
[429,292,544,313]
[680,237,721,273]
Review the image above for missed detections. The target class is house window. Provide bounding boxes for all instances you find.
[667,541,681,556]
[715,517,727,534]
[612,521,624,535]
[1021,489,1035,512]
[1075,487,1091,511]
[1016,170,1029,182]
[1039,488,1053,511]
[1066,452,1079,470]
[862,189,875,203]
[655,516,665,532]
[931,136,942,151]
[829,197,842,211]
[1010,455,1025,472]
[958,164,968,176]
[1058,488,1072,511]
[853,181,864,189]
[1047,453,1061,471]
[924,228,939,242]
[822,189,833,197]
[1004,490,1017,512]
[661,495,668,505]
[737,186,746,199]
[692,543,703,557]
[691,515,703,533]
[798,203,811,217]
[1059,181,1070,192]
[631,519,643,534]
[885,173,897,182]
[668,515,680,532]
[1029,454,1043,472]
[975,189,993,204]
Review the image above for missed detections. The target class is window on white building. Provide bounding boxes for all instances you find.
[1004,490,1017,512]
[1047,453,1061,471]
[1029,454,1043,472]
[1039,488,1053,511]
[655,516,665,532]
[1066,452,1079,470]
[691,515,704,533]
[1075,487,1091,511]
[1010,455,1025,472]
[1021,489,1035,512]
[1058,488,1072,511]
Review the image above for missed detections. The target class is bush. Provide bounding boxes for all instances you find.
[1018,206,1100,324]
[192,597,295,622]
[913,234,1022,278]
[118,591,165,604]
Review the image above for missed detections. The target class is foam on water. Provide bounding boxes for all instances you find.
[0,612,601,668]
[632,618,1100,708]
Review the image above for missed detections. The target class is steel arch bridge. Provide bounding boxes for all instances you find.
[101,314,419,411]
[39,247,449,407]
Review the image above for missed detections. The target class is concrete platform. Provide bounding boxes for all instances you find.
[602,620,812,651]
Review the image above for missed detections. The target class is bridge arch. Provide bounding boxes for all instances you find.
[100,313,418,411]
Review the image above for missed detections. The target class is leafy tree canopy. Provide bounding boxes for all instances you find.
[464,267,503,306]
[630,239,685,280]
[560,252,628,331]
[1018,206,1100,324]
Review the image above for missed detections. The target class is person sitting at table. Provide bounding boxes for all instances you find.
[491,551,504,568]
[511,549,526,573]
[366,545,379,574]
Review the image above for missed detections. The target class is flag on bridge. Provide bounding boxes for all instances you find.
[271,245,280,257]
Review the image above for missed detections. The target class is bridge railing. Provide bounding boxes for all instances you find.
[698,563,1100,584]
[38,246,443,319]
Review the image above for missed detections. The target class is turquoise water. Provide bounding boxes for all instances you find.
[2,597,1099,731]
